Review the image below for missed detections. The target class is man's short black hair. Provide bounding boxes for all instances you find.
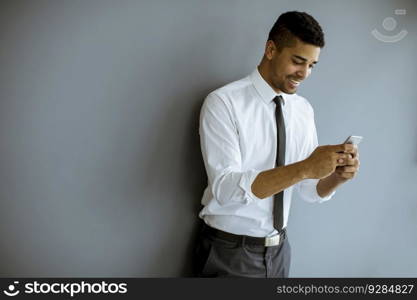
[268,11,325,50]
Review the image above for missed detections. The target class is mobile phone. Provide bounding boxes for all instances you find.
[343,135,363,145]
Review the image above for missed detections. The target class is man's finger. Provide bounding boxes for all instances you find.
[344,158,356,166]
[350,145,358,158]
[340,166,357,172]
[336,153,352,165]
[336,171,356,179]
[353,151,360,160]
[328,143,354,153]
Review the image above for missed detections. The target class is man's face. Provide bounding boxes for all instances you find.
[265,38,320,94]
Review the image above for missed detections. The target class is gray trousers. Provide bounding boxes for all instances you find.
[193,224,291,278]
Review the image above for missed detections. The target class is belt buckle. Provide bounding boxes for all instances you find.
[264,233,281,247]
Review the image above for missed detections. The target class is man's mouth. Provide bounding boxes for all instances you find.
[288,78,301,88]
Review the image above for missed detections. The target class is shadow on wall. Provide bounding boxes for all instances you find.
[110,20,231,275]
[179,97,207,277]
[137,91,209,277]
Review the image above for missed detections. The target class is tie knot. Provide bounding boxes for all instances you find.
[273,95,283,105]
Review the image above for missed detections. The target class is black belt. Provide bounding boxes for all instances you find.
[202,223,286,247]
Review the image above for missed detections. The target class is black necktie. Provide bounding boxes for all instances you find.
[273,95,285,230]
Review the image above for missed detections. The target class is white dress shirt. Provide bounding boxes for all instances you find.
[198,67,335,237]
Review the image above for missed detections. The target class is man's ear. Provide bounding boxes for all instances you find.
[265,40,276,60]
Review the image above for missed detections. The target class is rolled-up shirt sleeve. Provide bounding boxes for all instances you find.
[295,105,335,204]
[199,92,263,206]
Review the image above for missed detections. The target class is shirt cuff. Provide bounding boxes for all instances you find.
[238,169,263,204]
[317,189,336,203]
[298,178,336,203]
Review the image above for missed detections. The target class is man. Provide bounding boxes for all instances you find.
[193,11,360,278]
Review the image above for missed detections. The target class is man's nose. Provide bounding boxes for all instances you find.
[296,66,309,80]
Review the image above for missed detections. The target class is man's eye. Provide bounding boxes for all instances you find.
[293,60,303,65]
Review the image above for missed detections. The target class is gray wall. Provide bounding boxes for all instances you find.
[0,0,415,277]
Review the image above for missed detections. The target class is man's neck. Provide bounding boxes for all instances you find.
[257,62,283,95]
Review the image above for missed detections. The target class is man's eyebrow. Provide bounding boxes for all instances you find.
[293,55,318,64]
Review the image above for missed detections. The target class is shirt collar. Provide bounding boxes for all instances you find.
[250,66,288,105]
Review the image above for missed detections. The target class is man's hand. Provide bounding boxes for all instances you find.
[303,144,357,179]
[333,145,360,181]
